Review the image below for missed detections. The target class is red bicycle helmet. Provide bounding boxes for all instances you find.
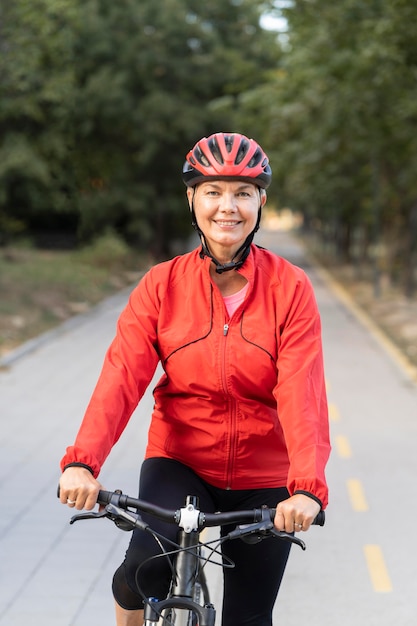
[183,132,272,188]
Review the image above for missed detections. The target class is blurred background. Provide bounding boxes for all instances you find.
[1,0,417,364]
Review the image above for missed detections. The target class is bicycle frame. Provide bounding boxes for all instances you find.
[143,496,215,626]
[68,489,324,626]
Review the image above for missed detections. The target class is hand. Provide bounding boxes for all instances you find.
[59,467,102,510]
[274,493,321,533]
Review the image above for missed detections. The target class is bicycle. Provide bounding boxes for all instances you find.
[69,489,325,626]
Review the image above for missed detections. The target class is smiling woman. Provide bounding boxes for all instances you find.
[183,132,271,275]
[187,181,266,266]
[59,131,330,626]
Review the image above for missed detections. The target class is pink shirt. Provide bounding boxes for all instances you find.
[223,283,249,317]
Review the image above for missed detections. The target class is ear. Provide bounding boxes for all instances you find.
[260,189,267,207]
[186,187,194,210]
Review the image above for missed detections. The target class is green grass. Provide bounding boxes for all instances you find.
[0,232,152,357]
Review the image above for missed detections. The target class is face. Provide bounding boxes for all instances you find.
[187,180,266,262]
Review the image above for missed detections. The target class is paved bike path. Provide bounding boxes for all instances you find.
[1,229,416,625]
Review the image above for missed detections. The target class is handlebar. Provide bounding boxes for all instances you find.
[70,490,324,551]
[96,489,325,528]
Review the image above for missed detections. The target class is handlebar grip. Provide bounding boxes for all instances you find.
[313,510,325,526]
[57,486,114,505]
[97,490,115,505]
[269,508,325,526]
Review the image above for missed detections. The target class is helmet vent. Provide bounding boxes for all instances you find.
[247,147,262,168]
[235,138,250,164]
[194,147,210,167]
[224,134,234,153]
[208,137,223,164]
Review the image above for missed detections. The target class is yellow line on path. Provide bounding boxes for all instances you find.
[347,479,369,511]
[364,545,393,592]
[328,403,340,422]
[315,264,417,385]
[335,435,352,458]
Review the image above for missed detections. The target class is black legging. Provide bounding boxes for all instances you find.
[112,458,292,626]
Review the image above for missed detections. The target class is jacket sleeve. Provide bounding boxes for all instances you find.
[60,270,161,477]
[273,268,330,508]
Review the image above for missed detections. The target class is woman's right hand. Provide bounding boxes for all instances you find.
[58,466,102,510]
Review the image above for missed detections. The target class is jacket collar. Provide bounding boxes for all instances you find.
[198,243,257,284]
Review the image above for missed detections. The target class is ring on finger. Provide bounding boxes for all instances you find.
[67,499,76,505]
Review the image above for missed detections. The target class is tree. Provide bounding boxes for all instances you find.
[239,0,417,294]
[0,0,281,255]
[0,0,80,244]
[70,0,281,255]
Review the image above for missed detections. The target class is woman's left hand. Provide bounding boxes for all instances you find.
[274,493,321,532]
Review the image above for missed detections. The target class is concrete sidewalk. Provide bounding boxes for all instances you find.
[0,288,156,625]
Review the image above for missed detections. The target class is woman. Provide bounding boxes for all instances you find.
[59,132,330,626]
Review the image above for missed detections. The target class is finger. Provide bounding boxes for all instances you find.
[84,487,100,511]
[294,520,304,532]
[275,502,295,532]
[73,482,101,511]
[58,483,68,505]
[59,491,69,505]
[59,488,76,506]
[273,508,286,531]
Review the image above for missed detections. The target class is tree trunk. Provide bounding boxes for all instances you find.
[404,202,417,298]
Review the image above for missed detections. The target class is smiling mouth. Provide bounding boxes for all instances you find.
[215,220,241,226]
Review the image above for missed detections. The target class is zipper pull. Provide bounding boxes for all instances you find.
[223,324,229,336]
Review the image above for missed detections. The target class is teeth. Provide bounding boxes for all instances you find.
[217,221,238,225]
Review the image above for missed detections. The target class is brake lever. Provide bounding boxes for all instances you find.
[70,503,149,532]
[70,510,108,524]
[227,504,307,550]
[227,519,274,542]
[269,528,306,551]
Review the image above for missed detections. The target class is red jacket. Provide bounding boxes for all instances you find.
[61,245,330,506]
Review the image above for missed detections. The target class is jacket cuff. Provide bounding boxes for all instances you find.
[62,462,94,475]
[60,446,101,478]
[293,489,323,509]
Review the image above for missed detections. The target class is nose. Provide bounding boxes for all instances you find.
[219,191,237,212]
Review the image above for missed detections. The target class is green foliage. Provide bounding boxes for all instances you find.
[74,229,138,269]
[0,0,80,243]
[0,233,147,353]
[4,0,416,294]
[238,0,417,293]
[0,0,280,255]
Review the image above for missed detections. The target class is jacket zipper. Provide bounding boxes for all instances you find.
[217,281,249,488]
[220,318,236,489]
